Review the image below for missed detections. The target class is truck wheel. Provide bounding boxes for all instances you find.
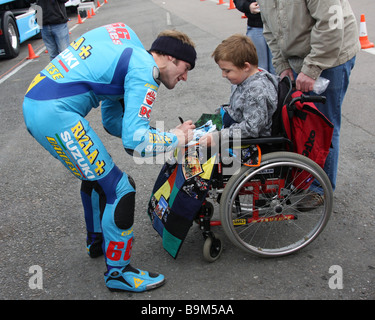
[1,12,20,59]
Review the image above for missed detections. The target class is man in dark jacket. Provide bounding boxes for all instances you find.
[31,0,70,60]
[233,0,274,73]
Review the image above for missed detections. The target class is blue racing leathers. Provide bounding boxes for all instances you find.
[23,23,178,270]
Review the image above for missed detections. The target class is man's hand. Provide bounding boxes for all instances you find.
[171,120,195,146]
[280,68,294,81]
[280,69,316,92]
[296,72,315,92]
[250,2,260,14]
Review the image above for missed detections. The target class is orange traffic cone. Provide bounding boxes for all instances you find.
[359,14,374,49]
[217,0,225,4]
[26,44,39,60]
[228,0,235,9]
[104,0,107,3]
[77,13,83,24]
[97,1,101,7]
[91,8,95,16]
[87,9,92,18]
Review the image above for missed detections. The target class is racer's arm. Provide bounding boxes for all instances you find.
[121,65,178,157]
[101,99,124,138]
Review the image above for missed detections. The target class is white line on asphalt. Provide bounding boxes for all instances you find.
[362,47,375,55]
[166,11,172,25]
[0,5,100,85]
[0,46,46,85]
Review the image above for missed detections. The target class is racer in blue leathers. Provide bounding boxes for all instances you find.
[23,23,196,292]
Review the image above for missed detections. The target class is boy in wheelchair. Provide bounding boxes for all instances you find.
[199,34,279,148]
[148,35,281,256]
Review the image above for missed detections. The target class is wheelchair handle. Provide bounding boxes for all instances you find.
[301,94,326,104]
[290,94,326,106]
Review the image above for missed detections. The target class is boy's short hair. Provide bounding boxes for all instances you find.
[212,34,258,68]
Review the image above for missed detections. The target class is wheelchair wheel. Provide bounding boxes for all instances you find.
[220,151,333,258]
[203,233,223,262]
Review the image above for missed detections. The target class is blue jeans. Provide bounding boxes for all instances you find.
[246,26,275,74]
[308,56,356,192]
[41,23,70,60]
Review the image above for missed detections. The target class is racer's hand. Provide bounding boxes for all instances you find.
[172,120,195,146]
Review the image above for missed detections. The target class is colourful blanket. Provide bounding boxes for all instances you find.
[148,146,216,258]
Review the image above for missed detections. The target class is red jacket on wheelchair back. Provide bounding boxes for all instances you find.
[282,91,334,190]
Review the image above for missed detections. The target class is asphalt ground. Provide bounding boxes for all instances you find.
[0,0,374,304]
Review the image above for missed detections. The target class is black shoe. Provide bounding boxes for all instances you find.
[297,192,324,212]
[86,232,103,258]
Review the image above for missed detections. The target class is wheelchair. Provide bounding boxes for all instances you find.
[194,77,333,262]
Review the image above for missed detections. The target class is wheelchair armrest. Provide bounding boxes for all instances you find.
[229,136,291,146]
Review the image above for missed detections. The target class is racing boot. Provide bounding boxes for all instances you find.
[86,232,103,258]
[104,264,165,292]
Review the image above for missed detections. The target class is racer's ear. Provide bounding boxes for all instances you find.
[167,55,177,64]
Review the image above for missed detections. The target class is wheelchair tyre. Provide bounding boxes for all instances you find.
[220,151,333,258]
[203,234,223,262]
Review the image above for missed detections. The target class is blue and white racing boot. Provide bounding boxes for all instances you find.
[104,264,165,292]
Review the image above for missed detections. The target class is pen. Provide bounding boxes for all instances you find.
[178,116,184,124]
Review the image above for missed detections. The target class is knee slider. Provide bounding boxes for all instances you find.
[114,191,135,230]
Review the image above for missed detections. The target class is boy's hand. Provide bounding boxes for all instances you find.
[199,132,218,147]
